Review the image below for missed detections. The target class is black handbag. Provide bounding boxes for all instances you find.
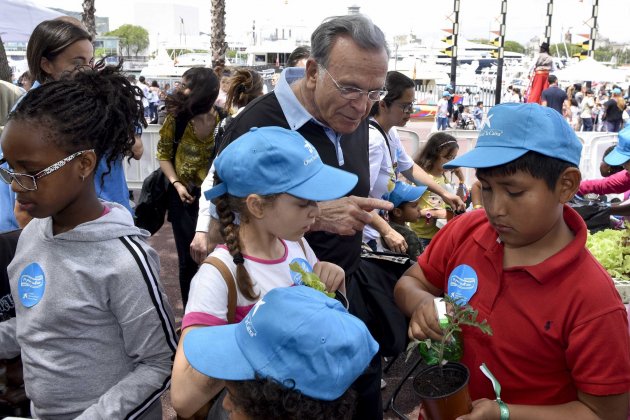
[568,195,612,233]
[134,115,190,235]
[134,169,169,235]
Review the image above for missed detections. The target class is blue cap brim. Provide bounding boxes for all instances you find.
[604,148,630,166]
[287,166,358,201]
[406,186,428,202]
[183,326,256,381]
[204,183,228,201]
[444,146,528,169]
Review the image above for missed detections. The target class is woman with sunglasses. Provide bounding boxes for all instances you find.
[362,71,464,256]
[0,64,176,419]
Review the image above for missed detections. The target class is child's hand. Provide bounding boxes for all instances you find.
[383,228,408,254]
[455,398,501,420]
[313,262,345,293]
[408,294,445,342]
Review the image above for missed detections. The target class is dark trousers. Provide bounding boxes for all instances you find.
[167,184,200,306]
[582,117,593,132]
[346,258,410,420]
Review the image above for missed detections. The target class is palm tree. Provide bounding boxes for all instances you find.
[0,36,12,82]
[82,0,97,39]
[210,0,228,75]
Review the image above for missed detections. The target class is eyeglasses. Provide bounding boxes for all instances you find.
[319,66,387,101]
[395,102,415,114]
[0,149,94,191]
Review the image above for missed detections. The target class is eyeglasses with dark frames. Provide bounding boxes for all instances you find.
[319,65,387,101]
[395,102,415,114]
[0,149,94,191]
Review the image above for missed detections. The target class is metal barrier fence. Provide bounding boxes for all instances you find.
[125,125,620,191]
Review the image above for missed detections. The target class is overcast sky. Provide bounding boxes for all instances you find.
[31,0,630,45]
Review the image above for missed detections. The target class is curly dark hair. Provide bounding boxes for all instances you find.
[414,132,459,173]
[9,60,145,183]
[165,67,220,120]
[226,376,357,420]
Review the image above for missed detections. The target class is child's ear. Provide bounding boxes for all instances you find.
[78,150,97,180]
[556,167,581,203]
[245,194,266,219]
[391,208,402,218]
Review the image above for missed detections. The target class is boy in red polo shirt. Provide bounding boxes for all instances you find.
[395,103,630,419]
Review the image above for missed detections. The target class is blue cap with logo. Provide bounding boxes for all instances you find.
[444,103,582,169]
[204,126,358,201]
[388,181,427,208]
[183,285,379,401]
[604,126,630,166]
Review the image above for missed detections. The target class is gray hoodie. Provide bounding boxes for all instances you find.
[0,203,177,419]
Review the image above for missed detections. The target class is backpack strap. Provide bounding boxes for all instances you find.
[203,256,237,324]
[297,238,307,256]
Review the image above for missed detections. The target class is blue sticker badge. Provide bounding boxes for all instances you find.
[289,258,313,286]
[447,264,478,305]
[18,263,46,308]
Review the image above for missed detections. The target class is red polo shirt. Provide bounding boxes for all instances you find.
[419,206,630,404]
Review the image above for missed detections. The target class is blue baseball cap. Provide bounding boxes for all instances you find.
[612,87,622,95]
[183,286,379,401]
[388,181,427,208]
[444,103,582,169]
[604,126,630,166]
[443,91,452,97]
[204,126,358,201]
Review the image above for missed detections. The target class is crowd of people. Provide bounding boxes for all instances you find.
[0,13,629,420]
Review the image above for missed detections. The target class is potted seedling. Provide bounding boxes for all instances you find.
[406,295,492,420]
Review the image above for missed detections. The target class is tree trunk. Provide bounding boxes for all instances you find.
[81,0,97,39]
[0,36,12,82]
[210,0,228,76]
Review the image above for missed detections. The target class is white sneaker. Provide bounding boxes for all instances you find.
[381,379,387,389]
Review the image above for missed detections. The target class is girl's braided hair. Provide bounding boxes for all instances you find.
[212,174,279,301]
[9,60,145,182]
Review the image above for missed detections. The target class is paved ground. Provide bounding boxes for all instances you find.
[150,120,435,419]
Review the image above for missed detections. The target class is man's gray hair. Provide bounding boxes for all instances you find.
[311,14,390,67]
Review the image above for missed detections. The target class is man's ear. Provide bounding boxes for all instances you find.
[304,58,319,90]
[557,167,581,204]
[245,194,266,219]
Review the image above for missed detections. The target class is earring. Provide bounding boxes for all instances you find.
[81,175,85,182]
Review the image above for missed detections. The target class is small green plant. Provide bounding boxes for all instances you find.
[406,295,493,366]
[289,262,335,298]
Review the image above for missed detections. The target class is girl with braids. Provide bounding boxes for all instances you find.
[158,67,225,306]
[0,65,177,419]
[171,126,356,418]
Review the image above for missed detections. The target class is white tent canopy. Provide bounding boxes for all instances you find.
[553,57,628,84]
[0,0,63,42]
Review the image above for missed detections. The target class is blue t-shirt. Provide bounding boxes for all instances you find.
[94,158,133,214]
[541,86,567,115]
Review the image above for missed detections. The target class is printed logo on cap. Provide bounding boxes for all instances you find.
[447,264,478,305]
[245,298,266,337]
[303,141,319,166]
[18,263,46,308]
[289,258,314,286]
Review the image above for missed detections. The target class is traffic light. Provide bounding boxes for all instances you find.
[442,35,454,45]
[441,45,454,57]
[491,36,500,47]
[572,40,589,60]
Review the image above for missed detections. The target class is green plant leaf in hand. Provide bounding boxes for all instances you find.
[289,262,335,298]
